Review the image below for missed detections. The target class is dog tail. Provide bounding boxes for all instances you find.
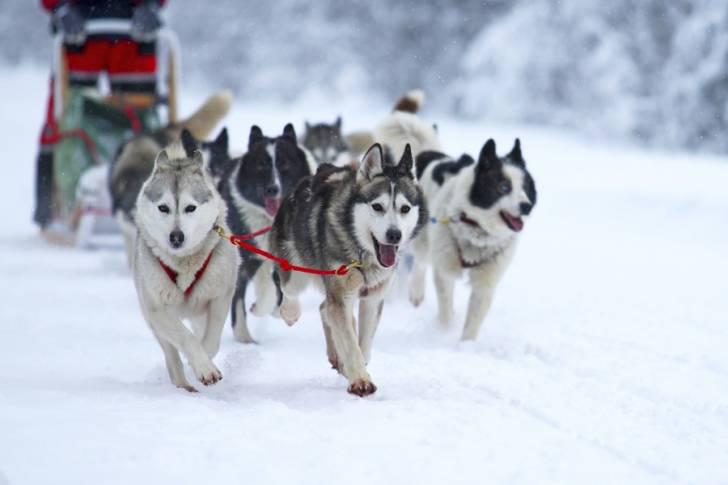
[373,111,441,161]
[177,90,234,139]
[392,89,425,114]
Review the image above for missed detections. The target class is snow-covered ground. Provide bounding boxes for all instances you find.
[1,66,727,485]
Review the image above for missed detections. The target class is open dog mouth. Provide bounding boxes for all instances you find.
[372,234,398,268]
[264,197,282,217]
[500,211,524,232]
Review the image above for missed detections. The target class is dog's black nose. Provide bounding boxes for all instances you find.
[385,228,402,245]
[265,185,280,197]
[169,230,184,248]
[520,202,533,215]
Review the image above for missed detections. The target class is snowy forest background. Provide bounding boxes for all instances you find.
[3,0,728,153]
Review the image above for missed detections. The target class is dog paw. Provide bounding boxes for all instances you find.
[280,299,301,326]
[409,292,424,307]
[409,284,424,307]
[193,361,223,386]
[177,384,198,393]
[347,379,377,397]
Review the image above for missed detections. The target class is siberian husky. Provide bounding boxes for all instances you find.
[217,124,314,343]
[269,144,428,396]
[302,117,353,167]
[111,90,233,265]
[409,139,537,341]
[132,143,238,391]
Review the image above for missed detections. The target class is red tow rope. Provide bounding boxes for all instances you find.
[215,225,362,276]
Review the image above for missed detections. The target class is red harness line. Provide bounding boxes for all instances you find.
[216,225,359,276]
[159,252,214,298]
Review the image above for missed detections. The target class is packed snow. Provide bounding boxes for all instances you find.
[1,66,727,485]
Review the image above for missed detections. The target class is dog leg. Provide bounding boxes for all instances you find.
[148,309,222,386]
[433,268,455,325]
[408,231,429,307]
[250,260,277,317]
[156,336,195,392]
[202,289,234,357]
[358,295,384,364]
[279,271,307,326]
[461,260,509,341]
[324,295,376,396]
[409,259,427,307]
[461,284,495,342]
[320,301,341,373]
[231,272,255,344]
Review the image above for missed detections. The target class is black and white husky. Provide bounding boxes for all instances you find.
[269,144,428,396]
[133,142,238,391]
[217,124,314,343]
[409,139,537,341]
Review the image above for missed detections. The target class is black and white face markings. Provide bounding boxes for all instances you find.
[236,124,311,217]
[468,138,537,234]
[138,147,218,254]
[303,116,350,165]
[353,144,427,268]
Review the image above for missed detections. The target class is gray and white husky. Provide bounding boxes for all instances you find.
[269,144,428,396]
[302,117,353,167]
[111,90,233,265]
[133,143,238,391]
[409,139,537,341]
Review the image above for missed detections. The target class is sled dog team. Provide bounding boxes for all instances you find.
[114,90,538,396]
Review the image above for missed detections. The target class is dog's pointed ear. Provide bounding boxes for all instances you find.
[397,143,414,176]
[508,138,524,166]
[282,123,297,143]
[249,125,264,148]
[215,127,229,151]
[335,116,342,131]
[180,129,197,157]
[154,149,172,170]
[358,143,384,182]
[478,139,498,168]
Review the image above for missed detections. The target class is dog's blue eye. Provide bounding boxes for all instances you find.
[372,203,384,212]
[498,181,511,195]
[400,205,411,214]
[158,204,170,214]
[185,205,196,213]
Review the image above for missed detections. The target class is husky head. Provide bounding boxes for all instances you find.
[353,143,428,269]
[302,117,350,165]
[234,124,311,217]
[180,128,232,183]
[136,144,223,256]
[451,139,537,243]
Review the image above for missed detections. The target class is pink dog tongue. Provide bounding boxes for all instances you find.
[378,244,397,268]
[264,197,281,217]
[503,212,524,232]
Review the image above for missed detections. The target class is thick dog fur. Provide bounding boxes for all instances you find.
[303,117,353,167]
[269,144,428,396]
[217,124,313,343]
[409,139,537,341]
[111,91,233,264]
[373,89,441,161]
[132,143,238,391]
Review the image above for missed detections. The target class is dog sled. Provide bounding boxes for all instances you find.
[42,19,181,248]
